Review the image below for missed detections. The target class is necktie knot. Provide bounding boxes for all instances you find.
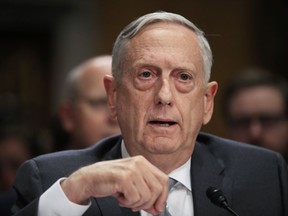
[156,178,178,216]
[168,178,177,191]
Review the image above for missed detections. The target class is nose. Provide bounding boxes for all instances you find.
[248,119,263,140]
[154,78,173,106]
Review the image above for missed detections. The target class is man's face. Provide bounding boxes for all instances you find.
[69,65,120,148]
[107,23,217,168]
[0,137,30,189]
[227,85,288,154]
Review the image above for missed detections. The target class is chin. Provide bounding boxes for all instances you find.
[144,136,179,153]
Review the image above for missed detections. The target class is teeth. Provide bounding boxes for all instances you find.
[157,123,170,127]
[150,121,175,126]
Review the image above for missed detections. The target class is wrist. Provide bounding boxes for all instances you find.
[61,170,91,205]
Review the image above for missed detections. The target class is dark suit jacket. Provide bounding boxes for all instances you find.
[12,133,288,216]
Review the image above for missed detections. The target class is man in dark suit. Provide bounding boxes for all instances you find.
[12,11,288,216]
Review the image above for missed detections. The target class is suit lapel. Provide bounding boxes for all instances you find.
[191,141,232,216]
[101,136,123,160]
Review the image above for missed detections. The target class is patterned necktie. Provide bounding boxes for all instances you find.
[157,178,177,216]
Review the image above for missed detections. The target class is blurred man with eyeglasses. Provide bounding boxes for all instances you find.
[222,67,288,162]
[55,55,120,150]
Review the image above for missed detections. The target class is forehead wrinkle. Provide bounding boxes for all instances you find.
[124,22,203,76]
[128,44,198,74]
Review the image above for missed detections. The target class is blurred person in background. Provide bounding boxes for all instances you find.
[51,55,120,150]
[222,67,288,162]
[0,125,33,191]
[0,94,40,216]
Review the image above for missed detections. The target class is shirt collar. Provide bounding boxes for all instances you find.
[121,140,191,191]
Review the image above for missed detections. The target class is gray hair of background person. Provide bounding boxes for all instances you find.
[222,67,288,123]
[60,68,81,103]
[60,55,111,103]
[112,11,213,85]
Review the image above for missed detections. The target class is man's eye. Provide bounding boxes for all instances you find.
[179,73,190,81]
[140,71,151,78]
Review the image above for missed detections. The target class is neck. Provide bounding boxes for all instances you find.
[121,141,192,174]
[144,152,192,174]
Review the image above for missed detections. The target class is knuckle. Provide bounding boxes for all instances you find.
[134,155,146,164]
[118,170,132,183]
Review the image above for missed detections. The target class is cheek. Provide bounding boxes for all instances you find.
[117,94,146,119]
[183,93,205,125]
[116,90,150,127]
[269,125,288,141]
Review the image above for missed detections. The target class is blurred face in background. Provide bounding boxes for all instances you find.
[60,57,120,148]
[0,137,31,189]
[227,85,288,154]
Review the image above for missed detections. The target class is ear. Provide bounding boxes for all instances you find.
[203,81,218,125]
[104,75,117,119]
[59,102,75,133]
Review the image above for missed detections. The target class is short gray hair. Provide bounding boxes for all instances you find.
[112,11,213,85]
[61,55,112,103]
[61,67,82,102]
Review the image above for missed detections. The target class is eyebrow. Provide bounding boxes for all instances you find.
[133,62,196,73]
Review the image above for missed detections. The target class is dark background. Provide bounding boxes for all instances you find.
[0,0,287,140]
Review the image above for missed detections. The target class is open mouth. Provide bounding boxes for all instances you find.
[149,120,177,127]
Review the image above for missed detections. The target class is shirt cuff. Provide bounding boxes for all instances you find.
[38,177,91,216]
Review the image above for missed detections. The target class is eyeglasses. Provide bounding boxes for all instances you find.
[78,97,108,111]
[228,114,287,130]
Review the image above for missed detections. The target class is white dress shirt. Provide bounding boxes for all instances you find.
[38,178,91,216]
[38,141,194,216]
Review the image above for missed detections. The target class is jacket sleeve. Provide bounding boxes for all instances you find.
[12,159,43,215]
